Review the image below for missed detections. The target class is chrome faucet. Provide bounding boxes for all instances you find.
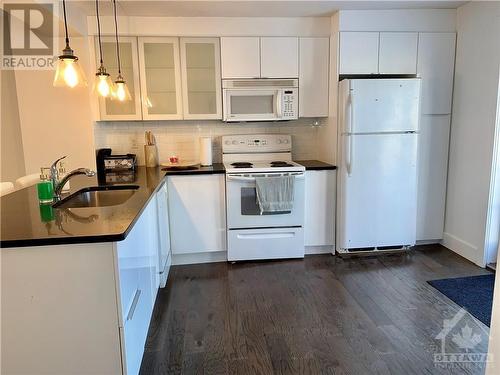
[50,155,67,190]
[54,168,96,199]
[50,156,96,200]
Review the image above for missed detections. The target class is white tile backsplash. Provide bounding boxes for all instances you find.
[94,119,323,165]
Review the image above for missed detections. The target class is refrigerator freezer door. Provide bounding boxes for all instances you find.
[350,79,421,134]
[337,133,418,250]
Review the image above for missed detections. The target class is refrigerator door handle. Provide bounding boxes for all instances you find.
[346,92,354,176]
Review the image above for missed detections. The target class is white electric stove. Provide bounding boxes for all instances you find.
[222,134,305,262]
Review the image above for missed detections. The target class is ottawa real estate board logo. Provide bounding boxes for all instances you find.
[2,1,57,69]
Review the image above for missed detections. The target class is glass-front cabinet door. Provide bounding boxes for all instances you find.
[180,38,222,120]
[138,37,183,120]
[97,36,142,121]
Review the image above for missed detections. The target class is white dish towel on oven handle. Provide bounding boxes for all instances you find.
[255,175,295,214]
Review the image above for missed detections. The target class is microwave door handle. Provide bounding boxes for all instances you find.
[224,90,231,121]
[276,91,283,118]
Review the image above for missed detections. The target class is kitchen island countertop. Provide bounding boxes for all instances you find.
[0,164,225,248]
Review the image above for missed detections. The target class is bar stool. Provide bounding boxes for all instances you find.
[15,173,40,190]
[0,182,15,197]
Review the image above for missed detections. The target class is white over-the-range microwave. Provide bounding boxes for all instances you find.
[222,78,298,122]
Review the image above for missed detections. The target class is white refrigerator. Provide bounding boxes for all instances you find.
[336,78,421,253]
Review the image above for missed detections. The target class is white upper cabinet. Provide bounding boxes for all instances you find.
[299,37,329,117]
[417,33,456,115]
[339,32,379,75]
[379,32,418,74]
[221,37,260,79]
[260,37,299,78]
[138,37,183,120]
[180,37,222,119]
[97,36,142,121]
[340,32,419,75]
[221,36,299,79]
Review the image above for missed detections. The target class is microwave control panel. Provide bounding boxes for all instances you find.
[282,89,298,119]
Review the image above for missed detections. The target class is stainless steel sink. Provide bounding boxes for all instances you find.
[53,185,139,208]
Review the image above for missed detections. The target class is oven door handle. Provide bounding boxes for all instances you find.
[227,174,305,182]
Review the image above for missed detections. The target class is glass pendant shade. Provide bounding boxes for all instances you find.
[53,55,87,88]
[113,76,132,101]
[53,0,86,88]
[93,65,113,98]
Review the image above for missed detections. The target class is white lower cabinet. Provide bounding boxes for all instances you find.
[304,170,336,248]
[115,192,159,375]
[2,187,163,375]
[156,180,171,287]
[168,174,226,254]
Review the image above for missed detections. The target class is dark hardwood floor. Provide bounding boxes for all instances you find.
[139,245,493,375]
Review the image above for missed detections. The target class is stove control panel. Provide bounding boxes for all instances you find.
[222,134,292,153]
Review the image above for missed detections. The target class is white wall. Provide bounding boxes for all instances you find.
[2,4,96,180]
[87,16,331,37]
[1,70,26,182]
[338,9,457,32]
[13,36,96,174]
[443,1,500,267]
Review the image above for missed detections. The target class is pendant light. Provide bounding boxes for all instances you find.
[93,0,113,97]
[111,0,131,101]
[53,0,87,88]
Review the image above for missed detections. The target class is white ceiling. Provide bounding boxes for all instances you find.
[72,0,468,17]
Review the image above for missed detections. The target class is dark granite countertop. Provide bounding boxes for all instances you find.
[295,160,337,170]
[0,164,225,248]
[162,163,225,176]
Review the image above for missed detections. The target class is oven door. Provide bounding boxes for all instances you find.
[226,172,305,229]
[223,89,282,122]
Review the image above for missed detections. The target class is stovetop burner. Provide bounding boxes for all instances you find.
[231,162,253,168]
[270,161,293,167]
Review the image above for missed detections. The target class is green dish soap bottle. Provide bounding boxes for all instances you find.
[37,167,54,204]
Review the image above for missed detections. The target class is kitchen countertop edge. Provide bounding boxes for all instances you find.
[296,160,337,170]
[1,164,226,249]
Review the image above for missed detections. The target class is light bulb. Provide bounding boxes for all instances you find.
[63,60,78,88]
[53,53,87,88]
[115,82,126,101]
[96,75,111,97]
[112,77,131,101]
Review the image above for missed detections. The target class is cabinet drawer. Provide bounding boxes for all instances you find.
[120,283,151,375]
[228,228,304,261]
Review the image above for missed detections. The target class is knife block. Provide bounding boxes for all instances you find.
[144,145,158,167]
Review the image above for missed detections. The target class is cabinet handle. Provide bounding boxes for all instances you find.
[127,289,141,321]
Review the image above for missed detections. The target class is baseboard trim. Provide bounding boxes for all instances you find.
[171,247,336,265]
[172,251,227,266]
[442,232,484,267]
[305,245,335,255]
